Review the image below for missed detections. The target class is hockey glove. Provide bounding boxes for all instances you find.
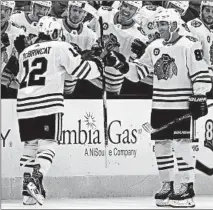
[131,39,147,59]
[14,35,26,54]
[81,50,105,72]
[103,51,129,74]
[189,95,208,120]
[1,32,10,49]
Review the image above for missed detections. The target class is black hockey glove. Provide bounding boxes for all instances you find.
[131,38,147,59]
[81,50,105,72]
[1,32,10,50]
[103,51,129,74]
[189,95,208,120]
[14,35,26,54]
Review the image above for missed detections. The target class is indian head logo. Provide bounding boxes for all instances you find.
[154,54,178,80]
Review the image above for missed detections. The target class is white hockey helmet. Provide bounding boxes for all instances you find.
[155,8,182,32]
[37,16,63,41]
[68,1,87,9]
[200,1,213,22]
[121,1,143,11]
[1,1,15,12]
[31,1,52,9]
[165,1,189,16]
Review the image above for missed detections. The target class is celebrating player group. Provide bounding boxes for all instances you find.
[1,0,213,208]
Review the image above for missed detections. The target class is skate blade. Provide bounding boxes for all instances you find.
[27,182,44,206]
[23,196,37,205]
[169,198,195,208]
[156,198,170,207]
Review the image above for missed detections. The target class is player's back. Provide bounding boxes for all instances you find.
[17,41,68,119]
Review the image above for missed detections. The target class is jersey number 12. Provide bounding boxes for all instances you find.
[20,57,47,89]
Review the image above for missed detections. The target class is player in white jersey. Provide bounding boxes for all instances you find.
[80,1,148,97]
[59,1,98,96]
[10,1,52,43]
[3,16,125,206]
[131,9,212,208]
[1,1,26,97]
[187,1,213,68]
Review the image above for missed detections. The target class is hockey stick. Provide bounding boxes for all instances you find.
[99,16,109,168]
[142,103,213,134]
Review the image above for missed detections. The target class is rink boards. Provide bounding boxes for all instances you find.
[1,99,213,199]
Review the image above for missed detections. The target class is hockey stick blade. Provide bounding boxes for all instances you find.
[142,103,213,134]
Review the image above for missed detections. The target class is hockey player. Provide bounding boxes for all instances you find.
[131,9,212,208]
[1,1,26,98]
[59,1,98,96]
[10,1,52,43]
[4,16,128,205]
[187,1,213,69]
[76,1,148,97]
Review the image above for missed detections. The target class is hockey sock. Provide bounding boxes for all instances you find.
[155,140,175,182]
[20,140,38,174]
[35,140,57,176]
[174,139,195,183]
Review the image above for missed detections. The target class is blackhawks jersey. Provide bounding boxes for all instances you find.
[187,18,213,67]
[89,6,148,93]
[10,11,38,42]
[17,41,100,119]
[1,21,25,72]
[59,18,98,94]
[132,36,212,109]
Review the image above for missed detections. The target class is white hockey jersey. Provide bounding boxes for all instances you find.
[187,18,213,67]
[17,41,100,119]
[1,21,25,72]
[132,36,212,110]
[10,11,38,41]
[59,19,98,94]
[89,6,148,93]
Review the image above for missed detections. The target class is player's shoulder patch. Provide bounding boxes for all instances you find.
[101,6,113,11]
[144,5,158,11]
[191,19,202,28]
[11,21,23,29]
[12,10,22,14]
[185,35,198,43]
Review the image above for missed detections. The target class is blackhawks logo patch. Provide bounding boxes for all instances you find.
[191,20,202,28]
[154,54,178,80]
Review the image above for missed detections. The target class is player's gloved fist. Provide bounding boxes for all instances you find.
[1,32,10,49]
[81,50,105,71]
[131,39,147,58]
[103,51,129,74]
[189,95,208,120]
[14,35,26,54]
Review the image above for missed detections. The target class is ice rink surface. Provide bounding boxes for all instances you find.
[1,196,213,209]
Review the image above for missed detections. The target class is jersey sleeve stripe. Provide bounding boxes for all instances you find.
[17,93,63,102]
[81,66,92,80]
[190,70,209,80]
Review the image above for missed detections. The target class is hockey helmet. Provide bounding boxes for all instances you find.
[37,16,63,41]
[164,1,189,16]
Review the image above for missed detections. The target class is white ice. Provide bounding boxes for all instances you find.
[1,196,213,209]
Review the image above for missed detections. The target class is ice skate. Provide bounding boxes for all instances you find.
[22,173,37,205]
[169,182,195,208]
[155,181,174,207]
[27,164,46,205]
